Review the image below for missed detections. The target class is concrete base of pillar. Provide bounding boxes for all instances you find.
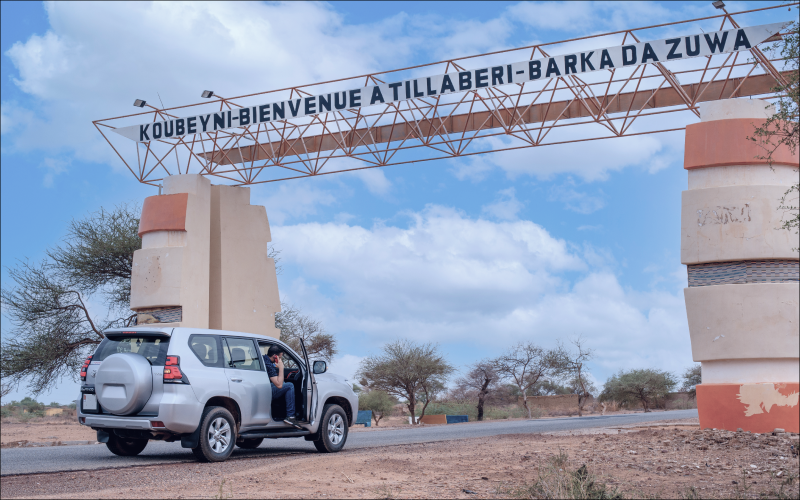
[696,383,799,433]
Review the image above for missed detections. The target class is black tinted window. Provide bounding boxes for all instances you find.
[93,337,170,365]
[189,335,222,368]
[223,338,262,371]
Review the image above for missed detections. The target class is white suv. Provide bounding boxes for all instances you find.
[77,327,357,462]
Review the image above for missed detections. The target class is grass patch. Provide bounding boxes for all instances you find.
[506,451,622,499]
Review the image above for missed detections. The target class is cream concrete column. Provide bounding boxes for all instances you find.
[209,185,281,338]
[681,98,799,433]
[131,174,211,328]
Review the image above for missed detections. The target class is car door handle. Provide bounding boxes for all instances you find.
[230,378,242,382]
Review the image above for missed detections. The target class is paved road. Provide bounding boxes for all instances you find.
[1,409,697,476]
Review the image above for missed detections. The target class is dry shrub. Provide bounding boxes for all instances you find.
[507,450,621,499]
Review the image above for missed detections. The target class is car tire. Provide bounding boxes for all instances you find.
[106,433,148,456]
[312,404,348,453]
[236,438,264,449]
[191,406,237,462]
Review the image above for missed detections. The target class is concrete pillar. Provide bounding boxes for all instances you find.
[130,174,281,338]
[210,185,281,338]
[681,98,799,433]
[131,174,211,328]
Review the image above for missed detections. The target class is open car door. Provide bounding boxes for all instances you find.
[298,339,318,424]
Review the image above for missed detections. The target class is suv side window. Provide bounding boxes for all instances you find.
[223,337,262,371]
[258,343,300,371]
[189,335,222,368]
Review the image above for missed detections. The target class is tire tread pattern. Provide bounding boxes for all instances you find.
[192,406,237,462]
[313,404,347,453]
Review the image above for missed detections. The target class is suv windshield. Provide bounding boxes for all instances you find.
[93,336,170,366]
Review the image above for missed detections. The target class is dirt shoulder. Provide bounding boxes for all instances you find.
[2,420,798,499]
[1,419,97,448]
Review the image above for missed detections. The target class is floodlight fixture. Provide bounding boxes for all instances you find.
[712,1,725,9]
[201,90,214,98]
[133,99,147,108]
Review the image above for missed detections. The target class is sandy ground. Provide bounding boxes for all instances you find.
[1,419,97,447]
[2,419,798,499]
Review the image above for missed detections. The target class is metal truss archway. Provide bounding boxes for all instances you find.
[94,4,796,187]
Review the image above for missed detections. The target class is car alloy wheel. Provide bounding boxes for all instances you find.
[207,417,231,453]
[327,413,344,445]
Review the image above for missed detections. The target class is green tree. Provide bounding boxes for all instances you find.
[453,362,497,421]
[552,337,595,416]
[358,390,397,426]
[751,21,799,248]
[1,205,142,395]
[1,204,315,396]
[19,396,44,412]
[274,303,337,362]
[529,379,572,396]
[494,342,557,419]
[680,364,702,399]
[357,340,453,425]
[600,369,677,412]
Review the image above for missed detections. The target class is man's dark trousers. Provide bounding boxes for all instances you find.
[272,382,295,418]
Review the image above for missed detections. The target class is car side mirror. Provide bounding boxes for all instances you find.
[313,360,327,374]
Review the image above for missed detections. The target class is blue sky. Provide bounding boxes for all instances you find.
[1,1,793,403]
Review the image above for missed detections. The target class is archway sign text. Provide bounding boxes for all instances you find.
[114,22,787,143]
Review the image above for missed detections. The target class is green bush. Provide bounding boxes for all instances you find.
[358,390,397,426]
[0,406,12,418]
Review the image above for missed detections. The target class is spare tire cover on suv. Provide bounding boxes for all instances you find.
[95,353,153,415]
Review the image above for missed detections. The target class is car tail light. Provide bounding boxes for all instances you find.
[150,420,165,428]
[163,356,188,384]
[80,355,93,381]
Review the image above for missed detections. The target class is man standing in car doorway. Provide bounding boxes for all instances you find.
[264,345,302,427]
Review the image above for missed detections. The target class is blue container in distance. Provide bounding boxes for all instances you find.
[356,410,372,427]
[446,415,468,424]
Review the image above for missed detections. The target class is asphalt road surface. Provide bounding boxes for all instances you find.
[1,409,697,476]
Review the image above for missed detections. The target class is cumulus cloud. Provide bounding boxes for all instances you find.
[482,187,524,220]
[2,2,425,165]
[453,131,680,183]
[326,354,365,382]
[348,169,392,196]
[256,181,338,225]
[273,205,693,380]
[40,157,70,188]
[548,180,605,214]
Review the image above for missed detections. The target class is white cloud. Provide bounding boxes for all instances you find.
[449,156,495,182]
[326,354,365,382]
[468,132,678,183]
[273,205,693,380]
[548,181,605,214]
[1,2,426,163]
[257,182,337,225]
[40,157,69,188]
[482,187,524,220]
[348,169,392,196]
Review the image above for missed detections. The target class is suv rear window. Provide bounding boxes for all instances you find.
[189,335,223,368]
[93,336,170,366]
